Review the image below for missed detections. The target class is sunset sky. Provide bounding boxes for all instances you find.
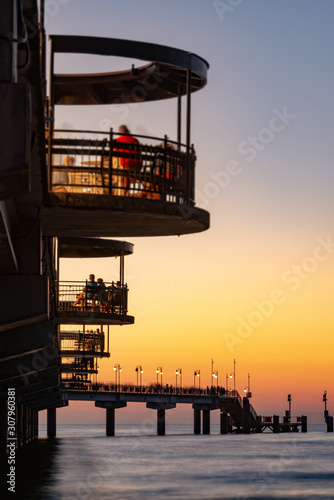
[40,0,334,425]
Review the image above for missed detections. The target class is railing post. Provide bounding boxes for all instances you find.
[163,134,168,200]
[109,128,113,195]
[190,144,196,204]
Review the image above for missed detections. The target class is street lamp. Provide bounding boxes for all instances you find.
[156,367,163,388]
[194,370,200,391]
[243,373,252,398]
[212,370,218,390]
[135,365,143,389]
[176,368,182,391]
[113,364,121,391]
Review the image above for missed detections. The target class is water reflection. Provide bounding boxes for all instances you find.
[15,439,60,499]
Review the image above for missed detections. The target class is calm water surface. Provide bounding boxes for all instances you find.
[11,424,334,499]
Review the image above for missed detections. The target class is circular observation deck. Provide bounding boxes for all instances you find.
[43,36,210,238]
[56,237,134,325]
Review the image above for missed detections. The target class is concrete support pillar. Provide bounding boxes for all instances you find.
[220,412,229,434]
[96,401,127,437]
[0,399,7,458]
[47,407,56,438]
[326,416,333,432]
[106,408,115,436]
[243,397,250,434]
[202,409,210,435]
[194,408,201,435]
[157,409,165,436]
[273,415,280,433]
[255,415,262,433]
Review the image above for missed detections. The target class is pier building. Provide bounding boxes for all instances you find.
[0,0,210,451]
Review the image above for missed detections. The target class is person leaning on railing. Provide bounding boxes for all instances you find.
[114,125,142,196]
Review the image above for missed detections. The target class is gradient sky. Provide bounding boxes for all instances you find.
[40,0,334,425]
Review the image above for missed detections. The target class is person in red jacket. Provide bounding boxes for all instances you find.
[114,125,141,195]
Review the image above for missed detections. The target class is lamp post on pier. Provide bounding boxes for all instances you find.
[135,365,143,390]
[176,369,182,392]
[212,370,218,392]
[113,364,121,391]
[244,373,252,398]
[194,370,200,391]
[156,367,163,390]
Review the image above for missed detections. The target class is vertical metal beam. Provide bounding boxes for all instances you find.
[177,91,181,148]
[47,36,55,191]
[186,69,191,203]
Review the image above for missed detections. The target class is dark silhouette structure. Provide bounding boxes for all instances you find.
[0,0,210,452]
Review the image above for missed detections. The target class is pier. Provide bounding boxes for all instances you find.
[55,384,307,437]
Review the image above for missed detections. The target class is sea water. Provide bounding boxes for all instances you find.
[11,424,334,499]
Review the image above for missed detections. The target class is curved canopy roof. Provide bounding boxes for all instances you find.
[59,237,133,258]
[50,35,209,105]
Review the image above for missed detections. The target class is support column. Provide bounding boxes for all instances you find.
[47,407,56,438]
[96,401,127,437]
[220,412,228,434]
[243,397,250,434]
[106,408,115,437]
[326,416,333,432]
[194,408,201,435]
[202,409,210,435]
[273,415,280,433]
[146,403,176,435]
[157,409,165,436]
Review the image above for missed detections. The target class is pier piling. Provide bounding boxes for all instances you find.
[327,416,333,432]
[243,397,250,434]
[220,412,228,434]
[273,415,280,433]
[157,409,165,436]
[202,409,210,434]
[194,408,201,434]
[47,407,57,438]
[106,408,115,436]
[301,415,307,433]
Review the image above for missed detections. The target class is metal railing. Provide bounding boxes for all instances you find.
[48,129,196,204]
[59,331,105,354]
[57,280,128,315]
[61,383,243,397]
